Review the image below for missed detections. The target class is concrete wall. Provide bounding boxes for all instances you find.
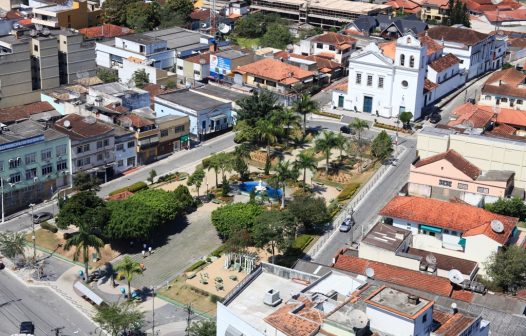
[478,94,525,110]
[359,243,419,270]
[216,303,265,336]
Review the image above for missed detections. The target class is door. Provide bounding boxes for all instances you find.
[363,96,373,113]
[338,95,344,108]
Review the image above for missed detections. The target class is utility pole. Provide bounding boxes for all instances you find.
[151,286,155,336]
[185,304,193,336]
[51,327,64,336]
[29,203,36,261]
[1,178,4,224]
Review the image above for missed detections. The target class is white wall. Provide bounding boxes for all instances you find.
[367,304,433,336]
[216,303,265,336]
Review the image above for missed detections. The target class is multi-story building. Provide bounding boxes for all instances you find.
[479,68,526,110]
[87,82,150,111]
[0,29,96,109]
[113,125,136,175]
[176,52,210,85]
[0,120,71,215]
[420,0,449,23]
[31,0,102,29]
[293,32,356,66]
[53,113,115,180]
[156,115,190,157]
[119,113,158,165]
[208,49,254,81]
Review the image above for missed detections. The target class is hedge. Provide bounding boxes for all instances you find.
[313,111,341,119]
[185,259,206,272]
[337,183,361,202]
[291,235,314,251]
[210,244,226,258]
[108,181,148,196]
[40,221,58,233]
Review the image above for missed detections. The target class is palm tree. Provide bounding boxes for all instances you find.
[203,154,220,188]
[0,232,26,261]
[115,256,143,300]
[334,133,348,160]
[64,225,104,282]
[315,131,338,175]
[350,118,369,144]
[273,160,299,208]
[292,94,319,135]
[294,151,318,191]
[275,108,301,148]
[254,119,282,175]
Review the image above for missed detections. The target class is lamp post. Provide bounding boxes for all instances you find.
[29,203,36,261]
[1,178,4,224]
[151,286,155,336]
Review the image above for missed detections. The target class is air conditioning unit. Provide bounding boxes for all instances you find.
[264,289,282,307]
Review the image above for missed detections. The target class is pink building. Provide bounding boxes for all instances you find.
[408,149,517,206]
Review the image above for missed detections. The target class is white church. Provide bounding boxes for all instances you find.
[333,32,465,120]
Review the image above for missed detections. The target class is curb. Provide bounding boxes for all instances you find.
[156,293,213,320]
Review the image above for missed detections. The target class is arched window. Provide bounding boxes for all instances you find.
[409,56,415,68]
[400,54,405,66]
[406,37,411,44]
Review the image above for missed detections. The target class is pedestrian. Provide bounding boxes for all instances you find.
[143,243,147,250]
[140,263,145,271]
[142,250,145,258]
[148,246,152,255]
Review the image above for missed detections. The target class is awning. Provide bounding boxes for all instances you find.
[458,238,466,247]
[74,281,104,305]
[420,225,442,233]
[210,114,226,121]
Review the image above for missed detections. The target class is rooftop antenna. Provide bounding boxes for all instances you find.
[365,267,375,278]
[490,219,504,233]
[425,254,437,265]
[448,269,464,285]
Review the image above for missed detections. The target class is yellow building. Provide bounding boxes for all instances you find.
[156,115,190,157]
[420,0,449,23]
[32,0,102,29]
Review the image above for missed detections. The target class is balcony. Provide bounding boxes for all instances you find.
[31,17,59,28]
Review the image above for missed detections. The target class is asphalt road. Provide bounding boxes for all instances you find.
[0,271,97,336]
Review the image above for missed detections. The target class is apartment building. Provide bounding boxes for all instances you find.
[113,126,136,175]
[0,29,96,109]
[0,120,71,215]
[156,115,190,157]
[420,0,449,23]
[53,113,115,180]
[119,113,158,165]
[32,0,102,29]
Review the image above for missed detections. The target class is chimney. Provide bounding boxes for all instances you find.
[408,294,420,305]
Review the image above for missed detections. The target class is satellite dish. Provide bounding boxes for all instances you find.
[30,29,37,37]
[425,254,437,265]
[448,269,464,285]
[63,120,71,128]
[348,309,368,329]
[219,23,231,34]
[490,219,504,233]
[41,112,51,122]
[42,27,50,36]
[365,267,375,278]
[451,302,457,310]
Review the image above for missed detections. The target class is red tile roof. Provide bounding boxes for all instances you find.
[420,35,444,55]
[142,83,178,98]
[386,0,421,13]
[311,32,357,47]
[425,26,489,46]
[421,0,449,8]
[120,113,154,128]
[264,297,322,336]
[274,51,342,71]
[379,196,518,244]
[424,78,439,92]
[184,52,211,64]
[482,68,526,99]
[0,102,54,124]
[104,103,129,113]
[5,10,22,20]
[432,310,476,336]
[18,18,32,26]
[490,123,517,136]
[448,103,494,128]
[79,24,134,39]
[429,53,460,72]
[496,109,526,128]
[463,0,521,13]
[236,58,314,84]
[54,114,114,140]
[414,149,481,180]
[484,9,526,23]
[333,255,474,301]
[190,8,211,21]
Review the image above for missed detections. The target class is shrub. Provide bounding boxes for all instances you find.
[210,244,226,258]
[312,110,340,119]
[185,260,206,272]
[209,294,221,303]
[291,235,314,251]
[108,181,148,196]
[40,221,58,233]
[337,183,361,201]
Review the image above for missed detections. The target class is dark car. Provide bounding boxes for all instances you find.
[340,126,355,134]
[429,113,441,124]
[339,216,355,232]
[20,321,35,334]
[32,211,53,224]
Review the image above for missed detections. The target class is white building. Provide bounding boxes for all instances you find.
[293,32,357,65]
[113,125,136,175]
[479,67,526,110]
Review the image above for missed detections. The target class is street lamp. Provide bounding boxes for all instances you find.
[29,203,36,261]
[151,286,155,336]
[1,178,4,224]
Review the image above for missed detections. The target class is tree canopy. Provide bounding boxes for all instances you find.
[188,320,217,336]
[371,130,393,161]
[233,12,283,38]
[102,0,139,26]
[93,302,144,336]
[105,199,161,240]
[485,245,526,292]
[129,189,182,224]
[288,195,329,233]
[73,172,101,192]
[211,202,264,239]
[173,185,195,211]
[126,1,160,32]
[260,23,294,49]
[132,69,150,88]
[97,68,119,83]
[56,191,110,231]
[447,0,470,27]
[485,197,526,221]
[252,210,295,260]
[235,90,280,128]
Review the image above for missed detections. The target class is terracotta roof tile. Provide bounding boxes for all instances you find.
[18,18,32,26]
[119,113,154,128]
[190,8,211,21]
[429,53,460,72]
[142,83,178,101]
[104,103,129,113]
[184,53,211,64]
[424,26,489,46]
[386,0,421,12]
[264,297,321,336]
[433,310,475,336]
[424,78,439,92]
[274,52,342,71]
[490,123,516,136]
[414,149,481,179]
[484,8,526,22]
[5,10,22,20]
[406,247,478,275]
[333,255,474,301]
[448,103,494,128]
[54,114,114,140]
[380,40,397,60]
[236,58,314,84]
[482,68,526,99]
[496,109,526,128]
[79,24,134,39]
[0,102,54,124]
[379,196,518,244]
[420,35,444,55]
[311,32,357,46]
[421,0,449,8]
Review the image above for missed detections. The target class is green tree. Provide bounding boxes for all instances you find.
[274,108,301,148]
[130,189,182,224]
[211,202,263,239]
[64,225,104,281]
[447,0,470,27]
[255,119,282,174]
[187,167,205,197]
[202,155,220,188]
[102,0,139,25]
[93,302,145,336]
[115,256,143,300]
[125,1,160,32]
[485,245,526,292]
[221,176,230,197]
[299,26,323,39]
[233,146,250,181]
[105,200,161,240]
[371,130,393,161]
[188,320,217,336]
[56,192,110,231]
[235,90,280,128]
[97,68,118,83]
[252,210,294,262]
[334,133,348,160]
[349,118,369,144]
[173,185,195,211]
[73,172,101,192]
[294,151,318,191]
[398,111,413,129]
[233,12,283,38]
[273,160,299,208]
[260,23,294,49]
[0,232,26,261]
[288,195,329,233]
[485,197,526,221]
[147,169,157,184]
[292,94,319,135]
[163,0,194,24]
[315,131,338,175]
[131,69,149,88]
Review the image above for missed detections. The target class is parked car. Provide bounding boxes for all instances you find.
[339,216,355,232]
[20,321,35,334]
[32,212,53,224]
[340,125,355,135]
[429,113,441,124]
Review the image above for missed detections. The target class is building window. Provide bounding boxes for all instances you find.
[356,73,362,84]
[485,95,491,100]
[127,157,135,166]
[116,144,124,151]
[25,168,37,180]
[194,70,200,75]
[9,158,21,169]
[41,148,52,160]
[477,187,489,194]
[117,160,124,167]
[422,313,427,323]
[439,179,452,187]
[41,164,52,175]
[104,139,109,147]
[97,140,103,149]
[97,153,103,161]
[33,45,38,52]
[517,100,523,105]
[400,54,405,66]
[401,80,408,88]
[501,98,508,103]
[174,125,185,132]
[161,129,169,137]
[56,144,67,157]
[0,161,3,172]
[128,141,135,148]
[9,173,21,184]
[57,160,67,171]
[458,183,468,190]
[316,43,323,48]
[409,56,415,68]
[254,77,264,84]
[378,77,384,88]
[367,75,373,86]
[177,66,183,71]
[329,45,335,51]
[77,144,90,154]
[25,152,37,165]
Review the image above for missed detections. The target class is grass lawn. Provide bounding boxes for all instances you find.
[159,275,218,316]
[236,37,260,48]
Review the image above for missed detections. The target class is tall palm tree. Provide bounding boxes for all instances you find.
[315,131,338,175]
[294,151,318,191]
[0,232,26,261]
[350,118,369,144]
[292,94,319,135]
[273,160,299,208]
[115,256,143,300]
[64,225,104,282]
[254,119,282,175]
[275,108,301,148]
[334,133,348,160]
[203,154,220,188]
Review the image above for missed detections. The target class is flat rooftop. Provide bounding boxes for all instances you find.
[191,85,249,103]
[144,27,208,51]
[365,286,433,319]
[362,222,411,252]
[91,82,147,96]
[0,120,64,146]
[157,90,227,111]
[477,170,514,182]
[253,0,390,13]
[120,33,164,45]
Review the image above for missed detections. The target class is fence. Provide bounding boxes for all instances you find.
[306,147,407,260]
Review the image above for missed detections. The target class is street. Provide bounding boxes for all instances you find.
[0,271,97,336]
